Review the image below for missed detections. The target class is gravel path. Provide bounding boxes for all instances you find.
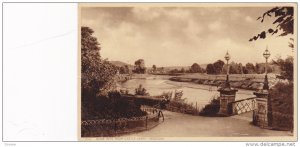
[124,111,291,137]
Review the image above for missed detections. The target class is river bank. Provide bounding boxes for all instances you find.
[169,73,279,91]
[124,73,279,91]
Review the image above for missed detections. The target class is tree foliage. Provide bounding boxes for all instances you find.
[82,91,146,121]
[249,7,294,41]
[206,64,215,74]
[255,63,273,74]
[135,84,149,96]
[269,81,293,130]
[81,27,148,123]
[81,26,117,99]
[213,60,225,74]
[245,63,256,74]
[229,62,240,74]
[152,65,157,72]
[133,59,146,74]
[206,60,225,74]
[190,63,203,73]
[119,65,130,74]
[272,56,294,81]
[169,68,179,74]
[180,67,185,73]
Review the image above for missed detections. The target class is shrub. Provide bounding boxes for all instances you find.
[167,101,199,115]
[269,82,293,131]
[119,89,129,95]
[161,91,173,99]
[199,96,220,116]
[82,91,147,120]
[173,90,185,102]
[165,90,198,115]
[135,84,149,96]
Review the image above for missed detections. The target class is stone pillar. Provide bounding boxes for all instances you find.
[253,90,269,128]
[218,87,238,116]
[253,73,272,128]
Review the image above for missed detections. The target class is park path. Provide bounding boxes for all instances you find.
[123,111,291,137]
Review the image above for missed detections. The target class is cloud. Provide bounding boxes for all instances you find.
[81,6,294,66]
[166,8,191,20]
[229,9,242,19]
[131,7,162,21]
[245,16,254,22]
[208,20,223,31]
[184,20,203,40]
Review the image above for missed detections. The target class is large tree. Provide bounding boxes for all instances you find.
[81,27,146,125]
[213,60,225,74]
[81,26,117,98]
[119,65,130,74]
[206,64,215,74]
[133,59,146,74]
[245,63,256,74]
[229,62,240,74]
[190,63,202,73]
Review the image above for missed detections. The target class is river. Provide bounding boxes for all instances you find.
[118,75,254,109]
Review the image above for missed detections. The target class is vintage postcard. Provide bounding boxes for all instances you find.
[78,3,297,141]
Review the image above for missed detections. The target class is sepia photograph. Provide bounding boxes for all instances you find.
[79,3,297,141]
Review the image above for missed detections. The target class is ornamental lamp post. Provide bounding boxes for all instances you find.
[225,51,231,88]
[263,46,271,90]
[218,51,237,116]
[253,46,272,128]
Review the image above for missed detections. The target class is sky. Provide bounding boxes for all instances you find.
[81,6,295,67]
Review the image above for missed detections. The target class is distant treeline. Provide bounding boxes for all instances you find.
[114,58,281,75]
[162,60,281,75]
[205,60,281,75]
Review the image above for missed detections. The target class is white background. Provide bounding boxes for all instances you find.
[1,1,299,147]
[3,3,78,141]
